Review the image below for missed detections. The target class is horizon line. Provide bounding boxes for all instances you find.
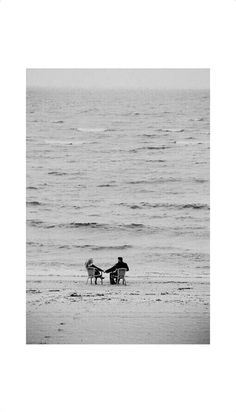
[26,85,210,91]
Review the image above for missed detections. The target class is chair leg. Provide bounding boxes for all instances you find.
[90,277,92,284]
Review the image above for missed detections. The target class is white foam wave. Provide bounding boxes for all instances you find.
[76,127,106,133]
[45,140,85,146]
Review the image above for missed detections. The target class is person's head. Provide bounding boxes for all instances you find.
[118,257,123,262]
[85,258,93,268]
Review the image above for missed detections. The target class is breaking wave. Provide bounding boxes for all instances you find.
[71,127,107,133]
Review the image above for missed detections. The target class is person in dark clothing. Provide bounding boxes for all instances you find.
[85,258,104,285]
[105,257,129,284]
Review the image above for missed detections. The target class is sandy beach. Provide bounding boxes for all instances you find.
[27,274,209,344]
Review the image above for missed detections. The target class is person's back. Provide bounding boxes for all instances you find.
[105,257,129,284]
[114,260,129,271]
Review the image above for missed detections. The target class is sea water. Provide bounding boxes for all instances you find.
[26,88,210,284]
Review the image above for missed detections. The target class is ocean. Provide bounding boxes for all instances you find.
[26,88,210,285]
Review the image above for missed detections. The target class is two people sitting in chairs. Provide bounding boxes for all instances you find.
[85,257,129,285]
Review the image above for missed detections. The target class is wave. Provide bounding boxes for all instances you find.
[70,127,117,133]
[129,145,170,153]
[59,244,92,249]
[27,219,44,227]
[45,140,84,146]
[89,244,132,250]
[127,180,150,185]
[79,109,98,114]
[52,120,64,124]
[194,178,208,183]
[127,177,180,185]
[145,145,170,150]
[181,204,209,210]
[27,220,148,232]
[36,222,111,230]
[190,117,206,123]
[122,223,145,229]
[48,171,67,176]
[120,202,210,210]
[27,241,44,247]
[27,186,38,190]
[158,128,184,133]
[72,127,107,133]
[142,134,157,138]
[27,214,209,232]
[145,159,166,163]
[26,201,42,206]
[33,243,132,250]
[65,222,108,229]
[97,184,115,187]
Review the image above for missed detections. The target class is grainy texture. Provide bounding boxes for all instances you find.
[26,87,210,344]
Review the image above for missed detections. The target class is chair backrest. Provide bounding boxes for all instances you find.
[87,267,96,276]
[117,268,126,276]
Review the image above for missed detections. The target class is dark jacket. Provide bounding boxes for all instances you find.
[105,261,129,273]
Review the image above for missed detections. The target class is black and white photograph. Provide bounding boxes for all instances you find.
[26,68,210,344]
[1,0,236,411]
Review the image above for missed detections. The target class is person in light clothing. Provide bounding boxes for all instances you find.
[85,258,104,285]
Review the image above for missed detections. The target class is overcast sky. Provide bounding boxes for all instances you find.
[27,69,209,89]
